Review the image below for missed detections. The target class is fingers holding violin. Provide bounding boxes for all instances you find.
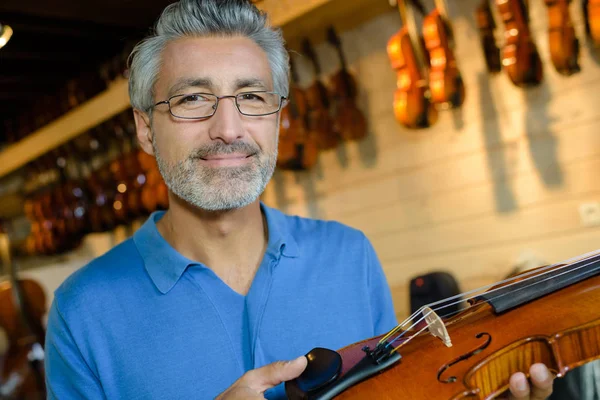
[507,363,554,400]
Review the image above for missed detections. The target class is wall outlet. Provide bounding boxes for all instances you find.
[579,202,600,227]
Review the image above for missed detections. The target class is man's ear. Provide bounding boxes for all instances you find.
[133,109,155,155]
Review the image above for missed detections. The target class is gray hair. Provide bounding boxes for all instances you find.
[128,0,289,114]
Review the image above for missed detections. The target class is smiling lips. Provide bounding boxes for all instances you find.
[200,153,254,166]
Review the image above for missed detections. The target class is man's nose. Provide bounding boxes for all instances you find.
[207,96,245,144]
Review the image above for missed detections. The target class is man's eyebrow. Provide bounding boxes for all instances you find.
[167,78,213,98]
[234,78,269,91]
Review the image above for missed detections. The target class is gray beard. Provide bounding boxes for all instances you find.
[152,136,277,211]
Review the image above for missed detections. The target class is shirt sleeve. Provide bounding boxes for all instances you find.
[363,234,399,335]
[45,297,106,400]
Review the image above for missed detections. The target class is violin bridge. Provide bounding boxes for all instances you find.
[422,306,452,347]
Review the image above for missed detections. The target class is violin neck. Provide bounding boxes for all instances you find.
[476,252,600,313]
[434,0,450,20]
[302,39,322,76]
[399,0,429,74]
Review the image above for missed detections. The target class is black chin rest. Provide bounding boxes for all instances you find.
[285,347,342,398]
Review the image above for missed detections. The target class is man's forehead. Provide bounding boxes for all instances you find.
[156,36,274,95]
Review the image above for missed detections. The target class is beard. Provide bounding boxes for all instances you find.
[153,136,277,211]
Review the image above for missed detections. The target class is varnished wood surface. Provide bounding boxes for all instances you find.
[335,273,600,399]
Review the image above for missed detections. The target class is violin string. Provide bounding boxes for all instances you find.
[380,252,600,345]
[382,254,600,349]
[389,261,600,351]
[387,259,600,349]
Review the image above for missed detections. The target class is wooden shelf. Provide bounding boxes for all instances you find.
[0,78,131,179]
[0,0,393,180]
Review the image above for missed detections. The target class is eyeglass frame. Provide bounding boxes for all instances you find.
[153,91,288,120]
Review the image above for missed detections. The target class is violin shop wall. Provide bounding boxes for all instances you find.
[261,0,600,319]
[6,0,600,323]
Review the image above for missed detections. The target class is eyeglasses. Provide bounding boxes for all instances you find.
[154,91,286,119]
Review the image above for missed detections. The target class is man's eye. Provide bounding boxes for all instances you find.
[238,93,265,102]
[181,95,206,103]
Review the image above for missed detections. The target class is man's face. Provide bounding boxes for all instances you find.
[142,36,279,211]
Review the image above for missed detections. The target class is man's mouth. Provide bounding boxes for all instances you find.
[198,153,255,166]
[200,153,253,161]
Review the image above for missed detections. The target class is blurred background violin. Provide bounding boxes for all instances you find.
[584,0,600,45]
[0,227,46,400]
[302,39,340,150]
[422,0,466,108]
[387,0,438,128]
[326,26,368,142]
[495,0,544,86]
[476,0,502,73]
[544,0,581,76]
[277,55,319,171]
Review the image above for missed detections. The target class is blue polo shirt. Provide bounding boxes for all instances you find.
[45,203,397,399]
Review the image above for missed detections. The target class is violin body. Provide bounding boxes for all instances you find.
[305,81,338,150]
[287,251,600,399]
[476,0,502,73]
[278,106,299,166]
[303,39,339,150]
[545,0,580,76]
[327,27,368,141]
[586,0,600,45]
[0,279,47,400]
[423,9,466,108]
[278,62,319,171]
[496,0,543,87]
[387,27,438,129]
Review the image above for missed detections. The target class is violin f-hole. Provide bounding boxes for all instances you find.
[437,332,492,384]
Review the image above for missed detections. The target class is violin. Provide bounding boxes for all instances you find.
[302,39,339,150]
[278,56,319,171]
[0,229,46,399]
[286,248,600,399]
[422,0,466,108]
[495,0,543,87]
[326,26,368,142]
[584,0,600,45]
[475,0,502,73]
[387,0,438,129]
[544,0,580,76]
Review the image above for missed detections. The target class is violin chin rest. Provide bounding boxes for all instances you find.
[287,347,342,396]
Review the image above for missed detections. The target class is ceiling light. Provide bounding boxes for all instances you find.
[0,24,13,49]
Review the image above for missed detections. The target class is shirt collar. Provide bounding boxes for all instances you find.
[133,202,299,294]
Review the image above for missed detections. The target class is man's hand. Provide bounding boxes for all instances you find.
[215,356,307,399]
[506,363,554,400]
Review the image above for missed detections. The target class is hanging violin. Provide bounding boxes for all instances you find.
[544,0,581,76]
[302,39,339,150]
[422,0,466,108]
[326,26,368,141]
[0,227,47,400]
[278,55,319,171]
[387,0,438,129]
[475,0,502,73]
[286,248,600,399]
[495,0,543,87]
[584,0,600,45]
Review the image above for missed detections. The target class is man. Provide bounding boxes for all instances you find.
[44,0,555,399]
